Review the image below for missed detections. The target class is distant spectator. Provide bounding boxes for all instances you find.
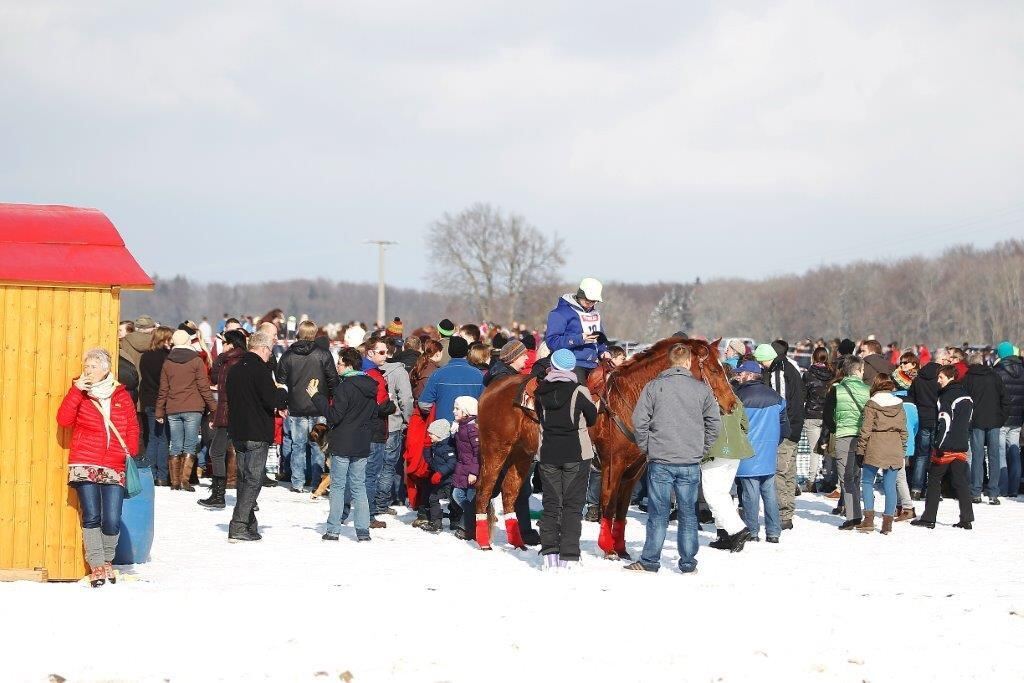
[993,341,1024,498]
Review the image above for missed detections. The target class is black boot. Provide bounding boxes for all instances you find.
[729,527,752,553]
[709,529,731,550]
[584,504,601,523]
[198,476,227,509]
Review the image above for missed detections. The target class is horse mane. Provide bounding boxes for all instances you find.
[610,337,737,414]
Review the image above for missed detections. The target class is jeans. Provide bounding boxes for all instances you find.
[363,441,386,517]
[911,427,934,493]
[640,462,701,572]
[969,427,1003,498]
[1000,426,1022,497]
[279,418,292,481]
[167,411,203,455]
[143,407,169,479]
[585,464,601,507]
[73,482,125,568]
[452,487,476,533]
[287,415,326,491]
[738,475,781,539]
[326,456,369,535]
[861,465,898,516]
[374,431,405,513]
[229,440,268,536]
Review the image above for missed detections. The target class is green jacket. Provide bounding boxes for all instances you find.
[834,376,870,439]
[705,399,755,462]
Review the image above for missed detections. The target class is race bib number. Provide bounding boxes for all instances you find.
[579,311,601,335]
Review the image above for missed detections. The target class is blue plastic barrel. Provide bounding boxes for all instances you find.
[115,466,155,564]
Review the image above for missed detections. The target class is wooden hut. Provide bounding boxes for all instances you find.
[0,203,153,581]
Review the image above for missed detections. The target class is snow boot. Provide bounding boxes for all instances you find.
[880,514,893,535]
[179,455,196,492]
[521,527,541,546]
[953,521,973,530]
[168,454,183,490]
[709,529,731,551]
[894,506,916,522]
[855,511,875,533]
[839,517,862,531]
[225,445,237,489]
[910,518,935,529]
[198,476,227,509]
[730,527,752,553]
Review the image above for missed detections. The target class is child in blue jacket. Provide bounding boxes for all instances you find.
[423,418,456,533]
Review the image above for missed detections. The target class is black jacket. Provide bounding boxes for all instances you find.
[426,438,457,484]
[962,364,1008,429]
[535,379,598,465]
[277,340,340,416]
[311,372,379,459]
[935,381,973,453]
[138,348,169,409]
[802,364,832,420]
[764,352,805,441]
[118,354,140,405]
[483,358,517,387]
[994,356,1024,428]
[226,352,288,443]
[907,362,940,428]
[391,349,420,373]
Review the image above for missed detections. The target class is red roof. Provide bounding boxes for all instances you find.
[0,203,153,289]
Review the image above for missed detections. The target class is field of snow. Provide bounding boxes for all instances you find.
[4,484,1023,683]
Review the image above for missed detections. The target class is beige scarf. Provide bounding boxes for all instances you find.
[87,373,117,447]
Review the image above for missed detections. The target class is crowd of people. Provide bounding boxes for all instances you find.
[56,277,1024,584]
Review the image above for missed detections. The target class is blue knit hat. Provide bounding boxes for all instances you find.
[735,360,763,375]
[551,349,577,372]
[996,341,1016,360]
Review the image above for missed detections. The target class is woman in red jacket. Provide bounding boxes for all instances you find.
[56,348,140,587]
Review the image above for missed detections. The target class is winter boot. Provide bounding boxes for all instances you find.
[198,476,227,509]
[225,444,237,489]
[880,514,894,535]
[855,511,875,533]
[709,529,731,550]
[168,454,183,490]
[729,528,752,553]
[179,455,196,492]
[894,506,916,522]
[838,517,863,531]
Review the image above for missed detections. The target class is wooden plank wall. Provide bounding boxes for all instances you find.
[0,284,120,580]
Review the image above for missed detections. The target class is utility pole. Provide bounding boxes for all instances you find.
[365,240,397,328]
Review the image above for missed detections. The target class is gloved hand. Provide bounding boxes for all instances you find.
[595,331,609,346]
[431,472,442,485]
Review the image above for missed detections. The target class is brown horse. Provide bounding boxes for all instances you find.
[474,337,734,557]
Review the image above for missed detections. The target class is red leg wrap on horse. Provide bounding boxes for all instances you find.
[475,519,491,549]
[612,520,627,554]
[505,517,524,548]
[598,518,614,554]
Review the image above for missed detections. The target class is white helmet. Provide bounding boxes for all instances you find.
[577,277,603,302]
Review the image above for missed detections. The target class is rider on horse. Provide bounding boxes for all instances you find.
[543,277,611,383]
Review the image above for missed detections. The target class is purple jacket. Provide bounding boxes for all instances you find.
[453,417,480,489]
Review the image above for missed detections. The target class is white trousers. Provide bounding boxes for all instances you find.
[700,457,745,535]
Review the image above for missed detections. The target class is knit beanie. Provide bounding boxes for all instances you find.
[727,339,746,356]
[171,329,192,348]
[551,348,577,372]
[838,338,856,355]
[386,317,404,337]
[520,331,536,350]
[753,343,778,363]
[996,341,1016,360]
[499,339,527,365]
[453,395,479,416]
[448,336,469,359]
[438,319,455,337]
[427,419,452,441]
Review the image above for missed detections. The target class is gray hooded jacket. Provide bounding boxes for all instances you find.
[381,361,414,433]
[632,367,721,466]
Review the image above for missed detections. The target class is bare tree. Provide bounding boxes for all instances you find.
[425,203,566,322]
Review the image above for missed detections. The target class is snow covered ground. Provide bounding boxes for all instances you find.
[4,485,1024,683]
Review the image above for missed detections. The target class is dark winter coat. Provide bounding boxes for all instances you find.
[908,362,941,429]
[311,371,380,458]
[993,356,1024,428]
[453,416,480,489]
[962,364,1008,429]
[138,348,168,410]
[862,353,894,384]
[483,358,518,387]
[392,349,420,373]
[763,352,805,442]
[362,360,397,443]
[410,359,438,401]
[535,378,598,465]
[426,438,457,484]
[855,392,909,470]
[156,347,217,418]
[802,364,832,420]
[276,339,340,416]
[210,346,245,429]
[935,381,973,453]
[226,352,288,444]
[118,354,139,405]
[57,383,140,472]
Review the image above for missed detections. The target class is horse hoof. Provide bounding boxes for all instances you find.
[478,544,492,551]
[512,545,528,551]
[616,550,632,560]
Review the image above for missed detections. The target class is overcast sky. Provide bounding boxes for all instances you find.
[2,1,1022,288]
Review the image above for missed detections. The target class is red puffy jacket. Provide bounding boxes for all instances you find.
[56,383,140,472]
